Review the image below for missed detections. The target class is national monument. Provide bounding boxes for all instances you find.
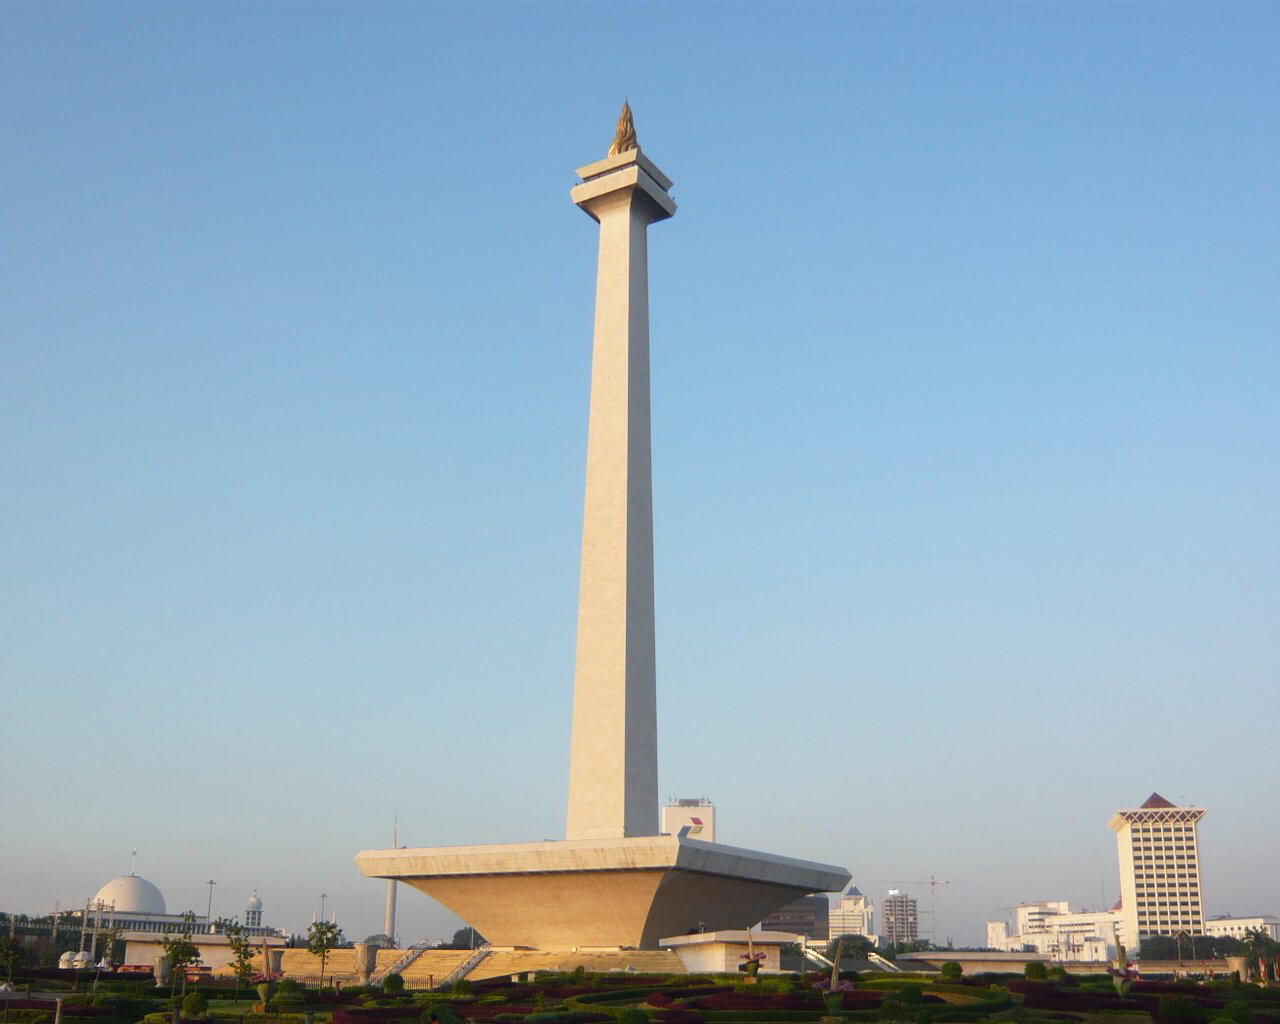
[355,105,849,950]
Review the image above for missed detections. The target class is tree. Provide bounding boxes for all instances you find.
[92,925,122,993]
[161,930,202,997]
[0,936,26,984]
[826,933,875,962]
[439,927,485,950]
[939,961,962,982]
[1024,961,1047,980]
[221,921,255,1001]
[307,920,343,988]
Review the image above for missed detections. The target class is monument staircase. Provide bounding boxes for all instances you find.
[865,951,902,973]
[438,946,491,987]
[394,950,475,987]
[377,942,431,982]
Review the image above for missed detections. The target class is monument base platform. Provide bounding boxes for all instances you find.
[355,835,849,950]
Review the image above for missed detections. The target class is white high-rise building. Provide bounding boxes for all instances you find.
[828,886,875,942]
[1108,792,1206,950]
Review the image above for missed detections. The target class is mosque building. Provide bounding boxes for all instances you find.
[59,871,287,971]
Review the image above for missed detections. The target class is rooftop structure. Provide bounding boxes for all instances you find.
[661,798,716,842]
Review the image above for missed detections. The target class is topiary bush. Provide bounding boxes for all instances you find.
[384,975,405,995]
[180,992,208,1019]
[616,1011,648,1024]
[1155,996,1209,1024]
[939,963,962,983]
[1024,963,1047,981]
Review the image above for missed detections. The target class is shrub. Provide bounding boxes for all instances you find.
[180,992,208,1018]
[450,980,472,997]
[421,1005,464,1024]
[278,979,304,995]
[1156,997,1209,1024]
[616,1011,649,1024]
[383,974,405,995]
[1024,963,1048,981]
[898,987,923,1006]
[939,963,962,983]
[1223,1002,1253,1024]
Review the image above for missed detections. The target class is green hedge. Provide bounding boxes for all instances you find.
[699,1013,829,1022]
[570,990,667,1006]
[523,1014,608,1024]
[855,979,938,991]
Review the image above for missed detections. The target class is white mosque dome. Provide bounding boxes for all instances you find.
[246,893,263,912]
[94,874,166,915]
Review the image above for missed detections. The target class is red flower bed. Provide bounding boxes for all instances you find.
[1020,989,1151,1014]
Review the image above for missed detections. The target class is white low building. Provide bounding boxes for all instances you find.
[987,900,1120,962]
[1204,915,1280,941]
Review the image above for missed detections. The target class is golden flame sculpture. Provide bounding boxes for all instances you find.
[607,101,638,156]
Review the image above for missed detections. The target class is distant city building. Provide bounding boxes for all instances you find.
[882,890,918,944]
[828,886,875,943]
[986,900,1120,962]
[1109,792,1206,950]
[1204,915,1280,941]
[758,894,829,940]
[661,797,716,842]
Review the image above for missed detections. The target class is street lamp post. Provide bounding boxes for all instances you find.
[206,881,216,931]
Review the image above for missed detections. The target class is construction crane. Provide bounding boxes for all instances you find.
[874,875,951,945]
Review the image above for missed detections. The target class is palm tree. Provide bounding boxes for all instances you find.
[1243,928,1278,983]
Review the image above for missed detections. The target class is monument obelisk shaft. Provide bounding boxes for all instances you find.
[566,106,676,841]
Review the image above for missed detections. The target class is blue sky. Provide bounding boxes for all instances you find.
[2,2,1277,946]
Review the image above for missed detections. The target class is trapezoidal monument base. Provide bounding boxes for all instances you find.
[355,834,849,950]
